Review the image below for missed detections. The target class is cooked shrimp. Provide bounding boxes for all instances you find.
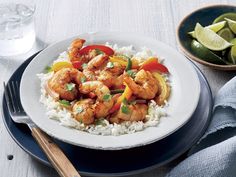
[72,99,94,124]
[83,56,125,87]
[105,62,124,76]
[129,104,148,121]
[71,38,85,49]
[123,69,158,99]
[109,116,120,124]
[68,38,86,61]
[95,94,120,119]
[110,103,148,123]
[79,81,116,118]
[83,69,97,81]
[87,49,98,60]
[131,57,141,68]
[79,81,110,101]
[48,68,85,101]
[96,70,114,88]
[112,74,125,89]
[97,62,125,88]
[94,99,114,118]
[87,54,108,70]
[99,74,124,89]
[81,54,108,81]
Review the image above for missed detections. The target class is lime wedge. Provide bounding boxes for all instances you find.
[191,39,226,64]
[217,27,234,42]
[188,21,226,38]
[213,12,236,24]
[230,38,236,45]
[195,23,232,51]
[228,46,236,64]
[225,18,236,34]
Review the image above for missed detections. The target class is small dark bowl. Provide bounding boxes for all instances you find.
[177,4,236,71]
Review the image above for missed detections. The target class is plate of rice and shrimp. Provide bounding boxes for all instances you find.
[20,32,200,150]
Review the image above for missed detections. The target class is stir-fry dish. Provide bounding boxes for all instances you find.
[38,38,171,135]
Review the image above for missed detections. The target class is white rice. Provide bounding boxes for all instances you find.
[38,44,169,136]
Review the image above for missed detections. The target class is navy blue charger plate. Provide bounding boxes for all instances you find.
[2,53,213,177]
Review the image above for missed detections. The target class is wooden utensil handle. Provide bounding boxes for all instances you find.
[31,127,81,177]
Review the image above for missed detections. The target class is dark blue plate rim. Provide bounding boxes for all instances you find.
[2,52,213,177]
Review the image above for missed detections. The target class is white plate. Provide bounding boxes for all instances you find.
[20,32,200,150]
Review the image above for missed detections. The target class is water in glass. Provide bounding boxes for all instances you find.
[0,3,35,56]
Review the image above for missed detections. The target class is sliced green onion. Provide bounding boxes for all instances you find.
[110,89,124,94]
[44,66,52,73]
[79,119,83,123]
[122,98,128,104]
[94,118,106,126]
[59,100,71,106]
[126,70,136,78]
[125,57,132,71]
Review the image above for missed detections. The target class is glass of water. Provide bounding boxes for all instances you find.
[0,0,36,56]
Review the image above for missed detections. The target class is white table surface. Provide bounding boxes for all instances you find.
[0,0,236,176]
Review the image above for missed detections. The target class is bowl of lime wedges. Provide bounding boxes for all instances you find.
[177,4,236,70]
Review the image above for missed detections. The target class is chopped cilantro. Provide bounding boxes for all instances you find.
[103,94,112,101]
[127,70,136,78]
[44,66,52,73]
[59,100,71,106]
[95,49,104,55]
[122,98,128,104]
[80,76,86,83]
[79,119,83,123]
[121,104,130,114]
[106,62,114,68]
[82,63,88,69]
[94,118,106,126]
[76,106,84,114]
[66,83,75,91]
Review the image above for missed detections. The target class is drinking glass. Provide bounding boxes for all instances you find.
[0,0,36,56]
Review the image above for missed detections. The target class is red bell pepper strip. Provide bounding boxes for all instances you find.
[71,61,83,69]
[140,57,169,73]
[79,45,114,56]
[109,103,121,114]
